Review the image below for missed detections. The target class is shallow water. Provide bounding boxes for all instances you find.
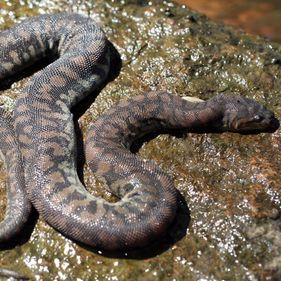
[0,0,280,280]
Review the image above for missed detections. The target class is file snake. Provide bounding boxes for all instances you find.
[0,13,279,251]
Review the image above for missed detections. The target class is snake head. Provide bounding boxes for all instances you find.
[218,95,280,134]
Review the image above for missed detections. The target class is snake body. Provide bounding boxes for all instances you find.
[0,13,279,250]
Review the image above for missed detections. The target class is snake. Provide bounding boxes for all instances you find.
[0,13,279,252]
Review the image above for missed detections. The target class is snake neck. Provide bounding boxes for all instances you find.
[88,91,225,150]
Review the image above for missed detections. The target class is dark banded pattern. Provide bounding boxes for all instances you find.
[0,107,31,242]
[0,13,279,250]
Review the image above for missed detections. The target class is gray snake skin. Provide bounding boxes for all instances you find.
[0,13,279,251]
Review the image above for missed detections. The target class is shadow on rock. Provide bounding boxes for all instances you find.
[0,209,38,251]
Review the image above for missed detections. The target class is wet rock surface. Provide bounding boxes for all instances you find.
[0,0,280,280]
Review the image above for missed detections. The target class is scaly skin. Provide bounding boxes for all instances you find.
[0,108,31,243]
[0,13,279,251]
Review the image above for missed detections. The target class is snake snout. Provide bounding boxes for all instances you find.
[256,107,280,132]
[265,114,280,132]
[247,110,279,132]
[231,108,280,133]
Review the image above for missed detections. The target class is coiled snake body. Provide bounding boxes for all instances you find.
[0,13,279,250]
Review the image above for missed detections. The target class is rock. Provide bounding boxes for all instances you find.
[0,1,280,280]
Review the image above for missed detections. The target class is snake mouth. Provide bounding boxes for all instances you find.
[233,115,280,133]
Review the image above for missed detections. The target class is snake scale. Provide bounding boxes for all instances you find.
[0,13,279,251]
